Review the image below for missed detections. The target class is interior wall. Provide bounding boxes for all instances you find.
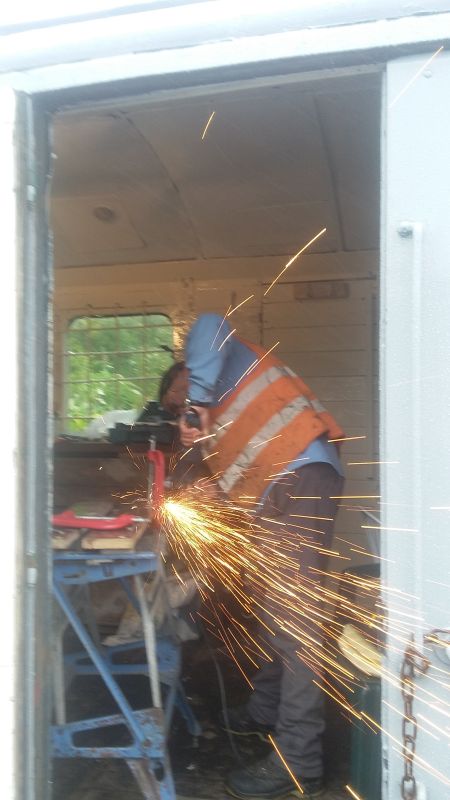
[54,248,378,567]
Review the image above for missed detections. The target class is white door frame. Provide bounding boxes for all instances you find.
[0,85,20,800]
[2,5,450,799]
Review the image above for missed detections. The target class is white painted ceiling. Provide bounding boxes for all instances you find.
[51,75,380,268]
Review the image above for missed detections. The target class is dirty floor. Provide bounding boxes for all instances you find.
[52,630,352,800]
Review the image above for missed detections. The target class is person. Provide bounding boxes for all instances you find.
[160,313,345,800]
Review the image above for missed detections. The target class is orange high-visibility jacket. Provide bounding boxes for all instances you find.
[202,338,344,502]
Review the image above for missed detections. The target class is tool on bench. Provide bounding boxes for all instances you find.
[109,402,177,445]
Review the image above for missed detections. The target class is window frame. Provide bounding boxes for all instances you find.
[62,310,174,431]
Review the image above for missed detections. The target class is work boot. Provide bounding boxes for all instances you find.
[220,705,275,742]
[226,756,324,799]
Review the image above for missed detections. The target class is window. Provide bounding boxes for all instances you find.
[63,313,173,432]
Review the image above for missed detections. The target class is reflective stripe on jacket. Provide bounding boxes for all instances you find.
[204,338,344,501]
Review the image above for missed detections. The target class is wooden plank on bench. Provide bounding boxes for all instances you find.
[52,529,83,550]
[81,521,148,550]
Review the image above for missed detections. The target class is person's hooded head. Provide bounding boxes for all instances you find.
[159,361,189,416]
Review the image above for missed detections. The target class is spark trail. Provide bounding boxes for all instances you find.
[161,487,388,688]
[157,483,450,790]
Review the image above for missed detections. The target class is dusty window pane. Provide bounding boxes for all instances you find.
[64,314,173,431]
[68,354,89,383]
[89,316,117,330]
[118,327,143,352]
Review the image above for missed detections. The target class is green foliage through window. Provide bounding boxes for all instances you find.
[63,313,173,432]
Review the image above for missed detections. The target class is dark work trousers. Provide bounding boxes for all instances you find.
[247,462,344,778]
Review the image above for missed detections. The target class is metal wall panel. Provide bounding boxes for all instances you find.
[382,49,450,800]
[0,84,19,800]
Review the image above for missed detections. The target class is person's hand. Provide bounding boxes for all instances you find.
[179,406,211,447]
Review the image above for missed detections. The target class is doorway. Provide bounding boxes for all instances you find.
[50,67,382,799]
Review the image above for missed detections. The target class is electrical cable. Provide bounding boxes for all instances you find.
[197,618,245,765]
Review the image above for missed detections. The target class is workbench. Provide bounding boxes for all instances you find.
[51,504,200,800]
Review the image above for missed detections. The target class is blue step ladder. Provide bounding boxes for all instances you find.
[52,551,201,800]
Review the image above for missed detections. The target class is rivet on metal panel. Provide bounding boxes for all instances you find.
[398,223,414,238]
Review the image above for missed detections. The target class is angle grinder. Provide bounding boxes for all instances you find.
[184,407,201,430]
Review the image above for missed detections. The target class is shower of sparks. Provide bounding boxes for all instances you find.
[345,785,364,800]
[210,305,231,350]
[116,419,450,792]
[382,701,441,741]
[201,110,216,139]
[361,525,418,533]
[290,495,321,500]
[389,46,444,108]
[217,388,233,403]
[217,419,234,432]
[268,735,304,794]
[178,446,193,461]
[235,341,280,387]
[160,486,360,683]
[328,435,367,443]
[347,461,400,466]
[330,495,381,500]
[209,295,255,362]
[268,469,297,479]
[426,578,450,589]
[228,294,255,316]
[160,488,419,672]
[148,479,450,789]
[362,713,450,787]
[290,513,334,521]
[202,450,219,461]
[194,432,217,444]
[264,228,327,296]
[252,433,282,449]
[218,327,236,351]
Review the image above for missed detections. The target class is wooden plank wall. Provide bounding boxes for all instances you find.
[54,271,379,568]
[261,278,379,569]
